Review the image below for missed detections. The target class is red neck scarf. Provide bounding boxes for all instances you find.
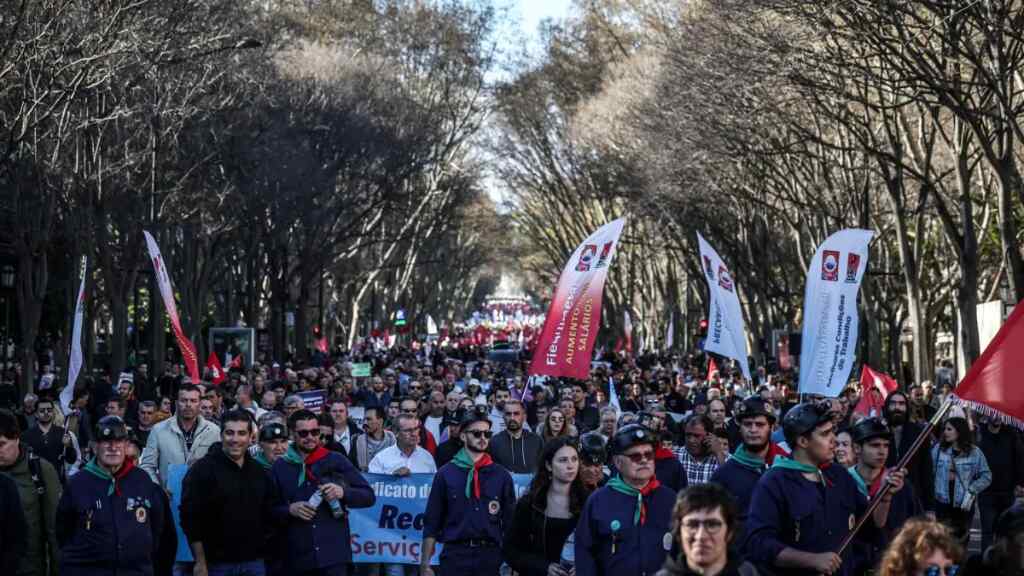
[654,446,675,461]
[765,442,789,466]
[304,446,330,484]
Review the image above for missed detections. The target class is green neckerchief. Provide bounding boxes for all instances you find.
[283,445,308,486]
[607,475,645,526]
[451,447,491,499]
[253,451,272,471]
[730,444,768,471]
[847,466,868,498]
[771,455,828,486]
[83,458,117,496]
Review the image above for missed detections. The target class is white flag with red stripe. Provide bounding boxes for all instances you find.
[144,231,200,383]
[61,256,88,414]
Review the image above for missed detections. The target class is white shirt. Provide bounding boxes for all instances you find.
[334,427,352,454]
[368,444,437,474]
[424,415,444,444]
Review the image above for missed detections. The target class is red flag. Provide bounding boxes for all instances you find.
[228,354,242,370]
[956,303,1024,425]
[854,365,898,418]
[624,310,634,356]
[206,352,225,386]
[316,337,328,354]
[707,357,719,382]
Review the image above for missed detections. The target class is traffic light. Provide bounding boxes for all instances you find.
[698,318,708,336]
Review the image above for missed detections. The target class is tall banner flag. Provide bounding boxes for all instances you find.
[529,219,626,379]
[665,312,674,350]
[697,234,751,381]
[798,229,874,397]
[426,314,438,336]
[624,310,634,355]
[61,256,88,414]
[144,231,200,384]
[954,301,1024,426]
[854,365,898,418]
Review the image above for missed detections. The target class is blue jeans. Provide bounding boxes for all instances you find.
[208,560,267,576]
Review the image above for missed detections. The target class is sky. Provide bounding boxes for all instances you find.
[507,0,574,50]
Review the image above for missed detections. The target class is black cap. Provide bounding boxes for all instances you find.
[782,402,834,444]
[850,417,892,444]
[580,432,607,465]
[459,405,492,431]
[735,397,776,424]
[996,502,1024,539]
[96,416,129,441]
[609,424,656,456]
[443,408,466,430]
[259,423,288,442]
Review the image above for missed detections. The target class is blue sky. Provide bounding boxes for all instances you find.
[510,0,573,46]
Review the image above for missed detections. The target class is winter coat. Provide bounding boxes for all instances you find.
[139,417,220,489]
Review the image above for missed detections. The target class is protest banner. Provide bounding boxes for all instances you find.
[697,233,751,380]
[529,219,626,379]
[350,473,532,564]
[298,389,327,413]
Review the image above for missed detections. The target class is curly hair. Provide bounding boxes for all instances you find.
[877,517,963,576]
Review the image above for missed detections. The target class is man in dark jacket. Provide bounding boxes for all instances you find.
[21,398,76,477]
[976,414,1024,551]
[489,400,542,474]
[883,392,934,512]
[56,416,165,576]
[272,409,375,576]
[0,471,27,575]
[434,410,464,468]
[181,410,275,576]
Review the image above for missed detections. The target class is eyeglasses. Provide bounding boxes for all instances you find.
[924,566,959,576]
[465,430,493,439]
[37,408,53,413]
[399,427,420,434]
[682,518,724,534]
[623,450,654,463]
[295,429,319,438]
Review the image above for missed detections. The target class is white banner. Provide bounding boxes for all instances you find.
[61,256,88,414]
[798,229,874,397]
[697,234,751,381]
[144,231,200,383]
[666,312,674,350]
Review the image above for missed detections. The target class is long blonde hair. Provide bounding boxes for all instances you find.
[877,517,963,576]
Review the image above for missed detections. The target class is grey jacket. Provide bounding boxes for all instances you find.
[140,416,220,488]
[489,430,543,474]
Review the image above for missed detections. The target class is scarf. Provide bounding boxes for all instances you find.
[84,458,136,496]
[283,445,330,486]
[253,451,272,471]
[772,456,830,486]
[452,447,493,499]
[607,475,661,526]
[730,443,789,471]
[654,446,676,461]
[848,466,886,498]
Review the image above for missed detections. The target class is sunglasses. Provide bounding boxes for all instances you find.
[295,429,319,438]
[924,567,959,576]
[623,450,654,463]
[465,430,493,439]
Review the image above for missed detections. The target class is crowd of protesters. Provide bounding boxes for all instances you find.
[0,340,1023,576]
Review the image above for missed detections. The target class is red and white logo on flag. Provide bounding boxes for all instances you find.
[845,253,861,283]
[822,250,840,281]
[206,352,225,386]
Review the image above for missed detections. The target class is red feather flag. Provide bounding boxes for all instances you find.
[955,303,1024,426]
[854,365,899,418]
[206,352,226,386]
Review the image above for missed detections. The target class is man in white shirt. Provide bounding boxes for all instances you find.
[369,414,437,476]
[328,400,357,456]
[423,391,446,443]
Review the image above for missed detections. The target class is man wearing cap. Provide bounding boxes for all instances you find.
[434,408,465,468]
[579,431,610,490]
[575,424,677,576]
[846,417,921,569]
[710,397,788,545]
[421,406,516,576]
[746,402,907,576]
[56,416,166,575]
[254,422,289,470]
[635,408,688,492]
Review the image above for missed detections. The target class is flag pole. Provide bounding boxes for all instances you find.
[835,395,955,557]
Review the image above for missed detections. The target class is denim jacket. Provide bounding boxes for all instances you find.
[931,445,991,507]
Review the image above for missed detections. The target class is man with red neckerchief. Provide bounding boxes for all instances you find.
[56,415,166,576]
[576,424,678,576]
[272,409,375,576]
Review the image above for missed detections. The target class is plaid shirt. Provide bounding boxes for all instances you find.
[674,446,720,485]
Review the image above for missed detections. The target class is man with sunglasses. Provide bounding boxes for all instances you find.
[745,402,907,576]
[22,397,76,477]
[575,424,677,576]
[421,407,515,576]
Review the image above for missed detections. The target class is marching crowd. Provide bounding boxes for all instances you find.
[2,345,1024,576]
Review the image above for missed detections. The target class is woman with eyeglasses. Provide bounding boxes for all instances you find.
[657,483,759,576]
[503,437,592,576]
[877,517,962,576]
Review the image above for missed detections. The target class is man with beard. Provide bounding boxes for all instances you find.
[489,399,542,474]
[140,383,221,490]
[272,409,375,576]
[21,397,76,477]
[421,406,515,576]
[883,392,934,513]
[575,424,677,576]
[907,384,937,423]
[746,402,906,576]
[56,416,165,575]
[710,397,788,548]
[181,410,274,576]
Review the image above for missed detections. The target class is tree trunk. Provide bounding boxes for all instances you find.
[16,250,47,395]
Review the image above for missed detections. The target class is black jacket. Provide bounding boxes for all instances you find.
[657,554,759,576]
[180,445,275,564]
[977,426,1024,495]
[502,493,580,576]
[435,438,463,469]
[22,424,75,474]
[489,430,543,474]
[0,472,27,575]
[887,421,935,511]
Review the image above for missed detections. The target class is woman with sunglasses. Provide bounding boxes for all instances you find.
[540,408,575,443]
[503,437,592,576]
[877,517,962,576]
